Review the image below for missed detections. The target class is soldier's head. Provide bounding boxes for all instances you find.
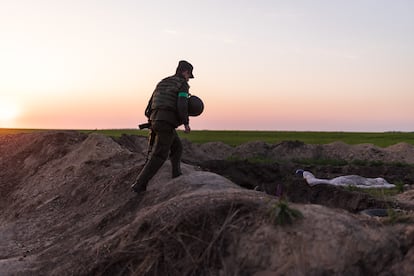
[176,60,194,81]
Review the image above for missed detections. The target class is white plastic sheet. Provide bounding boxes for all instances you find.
[296,170,396,189]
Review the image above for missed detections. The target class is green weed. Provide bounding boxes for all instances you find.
[267,199,303,226]
[383,208,413,225]
[395,181,405,193]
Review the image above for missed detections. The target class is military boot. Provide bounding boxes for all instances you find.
[131,181,147,194]
[131,156,165,194]
[172,165,182,178]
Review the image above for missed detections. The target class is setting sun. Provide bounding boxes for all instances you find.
[0,100,21,126]
[0,1,413,132]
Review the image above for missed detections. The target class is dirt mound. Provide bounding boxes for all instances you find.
[1,131,414,275]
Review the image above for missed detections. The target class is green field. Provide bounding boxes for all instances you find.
[1,128,413,147]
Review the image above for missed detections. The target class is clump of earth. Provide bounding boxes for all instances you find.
[1,131,414,275]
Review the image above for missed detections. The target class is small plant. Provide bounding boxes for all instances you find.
[387,208,398,224]
[383,208,412,225]
[395,181,405,193]
[267,199,303,226]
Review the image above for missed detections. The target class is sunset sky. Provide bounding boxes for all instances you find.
[1,0,413,131]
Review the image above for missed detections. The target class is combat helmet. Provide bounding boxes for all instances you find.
[188,95,204,116]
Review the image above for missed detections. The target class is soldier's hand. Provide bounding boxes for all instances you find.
[184,124,191,133]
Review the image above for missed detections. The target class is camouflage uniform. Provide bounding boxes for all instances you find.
[132,70,191,193]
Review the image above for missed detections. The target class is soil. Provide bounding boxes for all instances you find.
[1,131,414,275]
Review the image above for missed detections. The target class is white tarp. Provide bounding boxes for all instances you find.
[296,169,396,189]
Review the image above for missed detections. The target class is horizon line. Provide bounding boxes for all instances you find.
[0,127,413,134]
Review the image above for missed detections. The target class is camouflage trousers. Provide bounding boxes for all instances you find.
[133,121,183,190]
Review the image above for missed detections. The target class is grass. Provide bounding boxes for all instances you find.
[344,179,406,199]
[267,199,303,226]
[1,128,414,147]
[383,208,413,225]
[345,186,401,197]
[179,130,414,147]
[0,128,42,135]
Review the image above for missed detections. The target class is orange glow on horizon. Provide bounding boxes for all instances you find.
[0,99,21,127]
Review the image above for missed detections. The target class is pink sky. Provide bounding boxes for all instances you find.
[1,1,413,132]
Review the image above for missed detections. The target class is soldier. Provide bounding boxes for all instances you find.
[131,60,195,194]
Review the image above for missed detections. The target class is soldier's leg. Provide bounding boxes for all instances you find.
[169,129,183,178]
[131,122,174,193]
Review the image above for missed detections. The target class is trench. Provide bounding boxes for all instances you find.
[112,134,414,214]
[197,159,414,214]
